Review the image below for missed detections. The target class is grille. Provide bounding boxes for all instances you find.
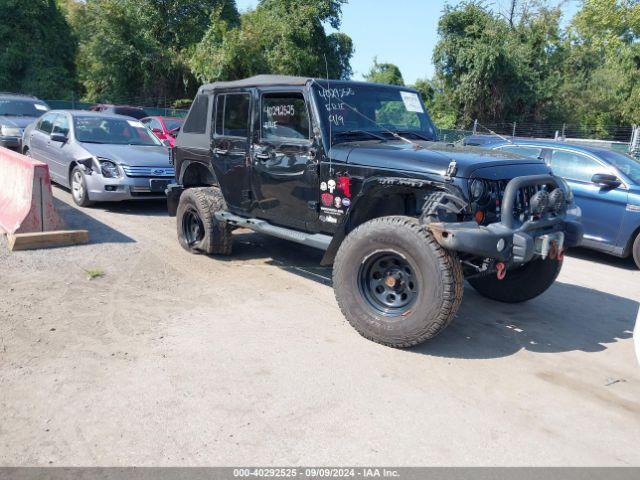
[122,166,175,178]
[477,179,553,224]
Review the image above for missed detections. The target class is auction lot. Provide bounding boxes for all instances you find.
[1,186,639,466]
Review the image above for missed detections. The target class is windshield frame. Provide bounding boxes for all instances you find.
[73,115,162,146]
[310,81,437,147]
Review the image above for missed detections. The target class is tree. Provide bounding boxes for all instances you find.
[0,0,77,98]
[364,58,404,85]
[69,0,239,103]
[557,0,640,128]
[430,0,565,127]
[189,0,354,83]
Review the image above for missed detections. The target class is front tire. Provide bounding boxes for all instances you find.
[467,257,562,303]
[332,216,464,348]
[70,166,93,207]
[176,187,232,255]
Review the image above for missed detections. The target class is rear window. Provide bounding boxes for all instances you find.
[182,94,209,134]
[214,93,250,137]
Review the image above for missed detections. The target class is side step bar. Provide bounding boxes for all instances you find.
[214,211,332,251]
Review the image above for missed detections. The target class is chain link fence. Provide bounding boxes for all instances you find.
[43,99,189,118]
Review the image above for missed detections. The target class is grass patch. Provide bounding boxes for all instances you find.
[85,268,105,280]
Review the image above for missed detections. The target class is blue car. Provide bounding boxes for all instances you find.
[474,138,640,268]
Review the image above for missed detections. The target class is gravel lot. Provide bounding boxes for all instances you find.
[1,185,639,466]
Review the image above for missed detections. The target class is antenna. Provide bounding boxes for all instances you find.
[323,54,333,176]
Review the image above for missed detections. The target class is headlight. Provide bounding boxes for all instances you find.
[469,178,487,202]
[0,125,21,137]
[98,158,121,178]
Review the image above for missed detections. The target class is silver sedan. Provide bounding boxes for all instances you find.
[22,110,175,207]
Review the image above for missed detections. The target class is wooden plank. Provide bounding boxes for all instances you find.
[7,230,89,251]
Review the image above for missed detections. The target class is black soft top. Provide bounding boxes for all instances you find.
[198,75,312,93]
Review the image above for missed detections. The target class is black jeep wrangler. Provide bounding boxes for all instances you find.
[167,75,583,348]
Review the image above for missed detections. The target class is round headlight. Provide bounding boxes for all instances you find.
[469,179,487,202]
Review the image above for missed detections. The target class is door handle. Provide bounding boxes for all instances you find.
[255,152,271,161]
[213,147,228,155]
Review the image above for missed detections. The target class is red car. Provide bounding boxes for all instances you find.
[141,116,184,147]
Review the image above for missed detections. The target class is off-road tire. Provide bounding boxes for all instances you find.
[632,232,640,269]
[70,166,94,207]
[332,216,464,348]
[468,257,562,303]
[176,187,232,255]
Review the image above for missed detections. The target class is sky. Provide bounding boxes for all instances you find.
[235,0,581,85]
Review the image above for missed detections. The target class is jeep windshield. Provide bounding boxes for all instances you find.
[312,82,437,144]
[0,99,49,117]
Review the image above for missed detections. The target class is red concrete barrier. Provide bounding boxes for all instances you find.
[0,146,64,235]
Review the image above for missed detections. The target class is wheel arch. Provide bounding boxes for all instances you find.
[320,176,458,266]
[180,161,218,187]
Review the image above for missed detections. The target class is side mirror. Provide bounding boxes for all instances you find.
[591,173,621,188]
[50,132,67,143]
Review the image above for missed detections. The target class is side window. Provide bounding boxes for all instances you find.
[52,115,69,136]
[182,94,209,134]
[550,150,603,183]
[221,94,250,137]
[38,113,58,134]
[261,92,310,141]
[499,145,542,159]
[149,118,162,131]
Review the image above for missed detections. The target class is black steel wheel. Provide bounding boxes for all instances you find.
[359,252,419,316]
[181,207,205,247]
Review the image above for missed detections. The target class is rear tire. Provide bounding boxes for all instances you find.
[467,257,562,303]
[332,216,464,348]
[632,233,640,269]
[176,187,232,255]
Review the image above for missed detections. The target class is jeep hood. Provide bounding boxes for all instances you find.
[340,141,549,178]
[79,143,171,167]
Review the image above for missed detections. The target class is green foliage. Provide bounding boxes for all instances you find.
[69,0,239,103]
[189,0,353,83]
[0,0,77,98]
[364,58,405,86]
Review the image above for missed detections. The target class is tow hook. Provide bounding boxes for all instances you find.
[496,262,507,280]
[557,248,565,261]
[548,240,559,260]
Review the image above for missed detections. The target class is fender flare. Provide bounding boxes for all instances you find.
[179,160,219,187]
[319,176,465,266]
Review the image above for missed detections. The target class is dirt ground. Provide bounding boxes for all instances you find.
[1,185,639,466]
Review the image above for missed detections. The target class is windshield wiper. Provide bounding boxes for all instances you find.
[390,130,434,141]
[334,130,387,142]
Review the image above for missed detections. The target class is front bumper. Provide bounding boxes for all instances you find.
[0,136,21,149]
[427,174,584,263]
[84,172,173,202]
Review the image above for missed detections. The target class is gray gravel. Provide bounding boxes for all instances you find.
[0,185,638,466]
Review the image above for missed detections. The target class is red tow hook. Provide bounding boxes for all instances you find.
[496,262,507,280]
[557,248,565,261]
